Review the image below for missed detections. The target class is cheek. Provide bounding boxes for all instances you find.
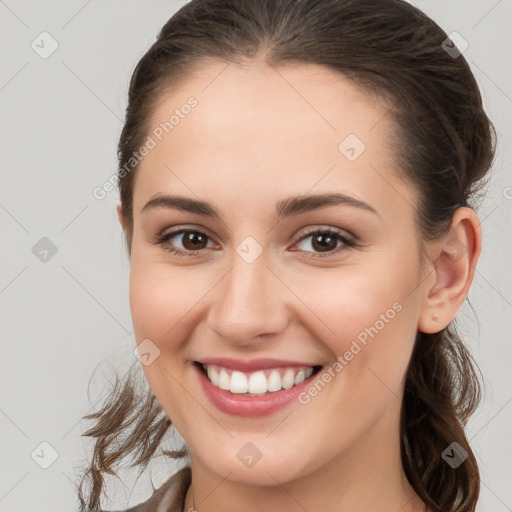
[127,261,203,427]
[128,258,204,343]
[291,254,422,387]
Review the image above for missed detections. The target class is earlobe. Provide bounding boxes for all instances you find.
[418,207,482,333]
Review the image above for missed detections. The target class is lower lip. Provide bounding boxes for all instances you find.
[193,362,319,417]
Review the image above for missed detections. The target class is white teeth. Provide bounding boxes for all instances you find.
[218,368,230,390]
[294,369,306,385]
[267,370,282,392]
[248,371,267,394]
[209,366,219,387]
[203,364,317,395]
[230,371,248,393]
[282,368,295,389]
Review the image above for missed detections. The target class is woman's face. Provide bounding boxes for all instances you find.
[124,60,433,485]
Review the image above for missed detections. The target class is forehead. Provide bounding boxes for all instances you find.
[132,59,415,222]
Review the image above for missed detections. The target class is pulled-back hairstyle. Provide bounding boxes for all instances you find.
[78,1,496,510]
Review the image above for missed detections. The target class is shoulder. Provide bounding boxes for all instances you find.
[103,465,192,512]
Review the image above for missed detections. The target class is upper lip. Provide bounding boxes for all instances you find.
[196,357,321,372]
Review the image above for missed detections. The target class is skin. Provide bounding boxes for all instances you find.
[117,58,481,512]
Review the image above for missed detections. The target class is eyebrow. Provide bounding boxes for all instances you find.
[141,192,380,220]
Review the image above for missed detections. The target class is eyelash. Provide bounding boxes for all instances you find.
[152,226,358,259]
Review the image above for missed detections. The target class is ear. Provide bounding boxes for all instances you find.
[117,203,133,256]
[117,203,127,232]
[418,207,482,334]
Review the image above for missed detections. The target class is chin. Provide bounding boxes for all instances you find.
[195,443,315,486]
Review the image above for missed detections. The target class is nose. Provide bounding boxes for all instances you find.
[205,250,290,346]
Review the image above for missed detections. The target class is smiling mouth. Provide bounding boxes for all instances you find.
[194,361,323,396]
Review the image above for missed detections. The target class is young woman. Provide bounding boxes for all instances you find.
[78,1,496,511]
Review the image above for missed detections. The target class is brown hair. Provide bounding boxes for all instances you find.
[78,0,496,510]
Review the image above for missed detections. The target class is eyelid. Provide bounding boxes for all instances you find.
[294,225,356,244]
[155,224,217,243]
[153,225,219,250]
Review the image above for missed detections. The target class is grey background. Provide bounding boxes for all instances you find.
[0,0,511,510]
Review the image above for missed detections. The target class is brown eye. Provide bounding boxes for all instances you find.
[153,229,215,256]
[293,228,357,258]
[180,231,209,251]
[310,232,339,252]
